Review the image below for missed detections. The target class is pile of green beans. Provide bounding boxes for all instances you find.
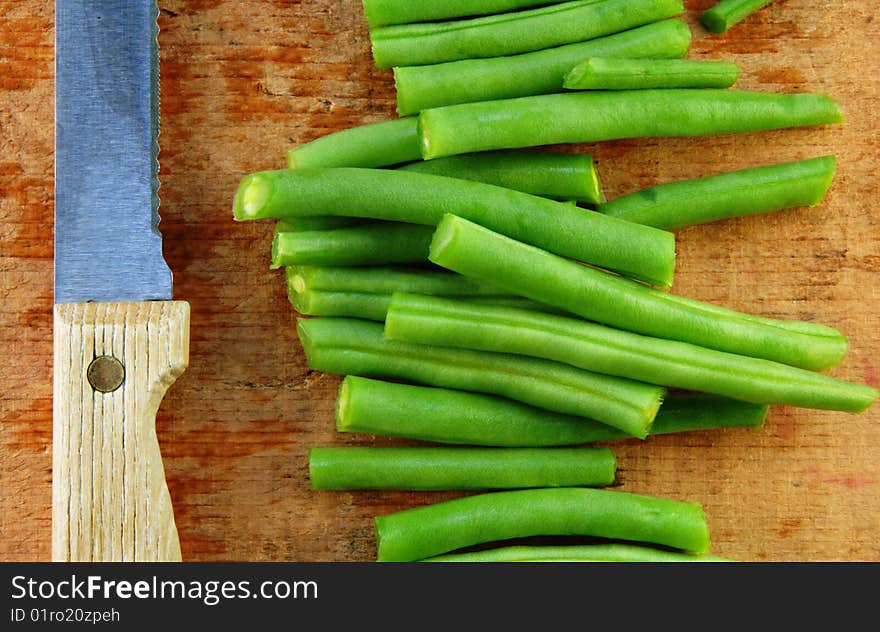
[336,376,768,447]
[297,317,665,438]
[375,488,711,561]
[369,0,684,68]
[230,0,877,564]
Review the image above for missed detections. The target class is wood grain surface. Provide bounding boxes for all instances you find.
[1,0,878,562]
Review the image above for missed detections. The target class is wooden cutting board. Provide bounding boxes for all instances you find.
[1,0,878,562]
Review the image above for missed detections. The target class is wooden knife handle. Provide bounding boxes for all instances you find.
[52,301,190,562]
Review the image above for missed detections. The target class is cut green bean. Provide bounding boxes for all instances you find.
[598,156,837,229]
[395,18,692,115]
[429,215,848,371]
[337,376,768,446]
[298,318,665,438]
[290,288,548,322]
[362,0,572,28]
[233,168,676,288]
[286,265,508,297]
[286,117,420,169]
[308,446,616,490]
[399,150,602,203]
[424,543,729,562]
[370,0,684,68]
[286,265,540,320]
[563,57,740,90]
[271,223,434,268]
[290,289,392,321]
[418,90,844,159]
[386,293,877,412]
[647,393,768,437]
[375,488,710,561]
[275,217,365,232]
[701,0,774,34]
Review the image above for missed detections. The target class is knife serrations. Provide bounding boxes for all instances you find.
[55,0,172,304]
[151,0,162,239]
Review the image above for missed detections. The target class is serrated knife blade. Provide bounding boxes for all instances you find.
[53,0,189,562]
[55,0,171,303]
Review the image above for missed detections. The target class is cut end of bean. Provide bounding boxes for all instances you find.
[335,376,353,432]
[700,9,728,34]
[233,173,272,220]
[295,317,313,354]
[639,394,664,440]
[393,69,410,117]
[270,233,284,270]
[306,447,318,489]
[287,268,307,295]
[584,155,603,205]
[562,59,593,89]
[417,116,433,161]
[427,214,458,261]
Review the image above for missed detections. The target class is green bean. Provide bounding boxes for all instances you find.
[418,89,844,159]
[308,446,616,490]
[399,150,602,203]
[290,288,391,321]
[424,543,729,562]
[394,19,691,114]
[233,168,676,288]
[701,0,774,34]
[286,117,420,169]
[297,318,665,438]
[286,265,544,320]
[336,376,768,446]
[275,217,365,232]
[369,0,684,68]
[362,0,572,28]
[375,488,711,561]
[290,288,548,321]
[286,265,508,297]
[647,393,768,436]
[386,293,877,412]
[563,57,740,90]
[428,215,848,371]
[271,223,434,268]
[598,156,836,229]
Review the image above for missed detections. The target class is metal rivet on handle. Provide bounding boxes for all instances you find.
[87,356,125,393]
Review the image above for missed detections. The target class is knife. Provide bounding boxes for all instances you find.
[53,0,188,561]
